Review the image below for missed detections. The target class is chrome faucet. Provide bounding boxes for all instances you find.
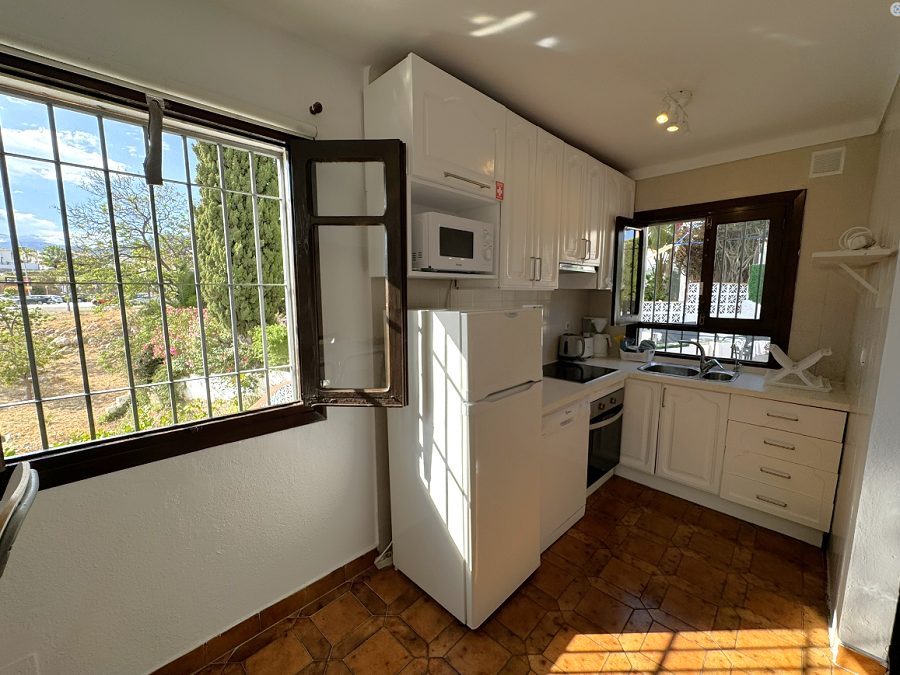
[678,340,723,374]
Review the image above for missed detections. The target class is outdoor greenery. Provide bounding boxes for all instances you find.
[0,299,61,399]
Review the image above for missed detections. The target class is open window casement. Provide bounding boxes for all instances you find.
[613,216,646,325]
[291,139,408,407]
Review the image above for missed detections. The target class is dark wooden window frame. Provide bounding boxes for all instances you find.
[0,52,406,488]
[618,190,806,367]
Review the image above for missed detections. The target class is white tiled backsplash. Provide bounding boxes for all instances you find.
[407,279,594,364]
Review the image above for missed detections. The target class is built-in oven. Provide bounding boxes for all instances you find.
[411,211,494,274]
[587,388,624,493]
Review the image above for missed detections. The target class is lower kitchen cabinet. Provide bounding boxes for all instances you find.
[656,384,730,494]
[620,379,660,474]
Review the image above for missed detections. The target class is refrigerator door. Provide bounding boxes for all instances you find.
[461,308,543,402]
[466,380,542,627]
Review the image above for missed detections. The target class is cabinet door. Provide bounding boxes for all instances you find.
[500,112,537,289]
[411,56,506,196]
[559,145,587,263]
[656,385,730,493]
[598,168,635,290]
[583,157,605,267]
[620,379,661,473]
[533,129,564,288]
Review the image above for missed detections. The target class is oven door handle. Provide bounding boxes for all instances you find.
[589,407,624,430]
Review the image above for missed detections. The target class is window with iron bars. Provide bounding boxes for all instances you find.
[0,86,297,458]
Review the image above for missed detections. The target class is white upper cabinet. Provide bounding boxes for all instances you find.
[500,112,538,289]
[364,54,506,198]
[560,145,588,264]
[498,115,562,289]
[656,385,730,494]
[584,158,606,267]
[598,169,635,289]
[533,129,564,288]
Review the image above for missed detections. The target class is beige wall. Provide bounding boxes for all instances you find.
[828,74,900,662]
[634,136,880,382]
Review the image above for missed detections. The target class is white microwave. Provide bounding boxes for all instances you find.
[411,212,494,274]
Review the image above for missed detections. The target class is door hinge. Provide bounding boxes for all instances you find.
[699,316,705,326]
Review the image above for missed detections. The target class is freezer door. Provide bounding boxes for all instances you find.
[461,308,543,401]
[466,380,542,627]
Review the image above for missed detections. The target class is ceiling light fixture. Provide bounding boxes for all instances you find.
[536,36,559,49]
[468,14,495,26]
[470,11,536,37]
[657,91,692,134]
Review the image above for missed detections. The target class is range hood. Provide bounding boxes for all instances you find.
[559,262,597,273]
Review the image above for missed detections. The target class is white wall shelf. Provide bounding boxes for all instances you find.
[812,247,897,301]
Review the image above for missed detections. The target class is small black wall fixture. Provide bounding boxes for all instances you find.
[309,101,323,115]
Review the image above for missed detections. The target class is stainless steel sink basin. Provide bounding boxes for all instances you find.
[638,362,701,378]
[701,370,740,382]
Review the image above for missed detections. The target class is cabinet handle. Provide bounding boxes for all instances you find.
[763,438,795,451]
[443,172,491,190]
[756,494,788,508]
[766,411,799,422]
[661,387,667,408]
[530,257,536,281]
[760,466,791,480]
[537,257,543,281]
[586,238,592,259]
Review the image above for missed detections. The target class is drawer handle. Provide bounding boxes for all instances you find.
[763,438,796,451]
[760,466,791,480]
[767,411,800,421]
[443,172,491,189]
[757,494,788,508]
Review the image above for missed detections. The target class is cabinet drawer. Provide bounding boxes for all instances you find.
[728,395,846,442]
[723,447,838,501]
[725,421,842,472]
[720,473,834,531]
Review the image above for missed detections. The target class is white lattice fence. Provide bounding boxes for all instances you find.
[642,283,749,322]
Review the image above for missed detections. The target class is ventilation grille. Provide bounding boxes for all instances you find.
[810,147,845,178]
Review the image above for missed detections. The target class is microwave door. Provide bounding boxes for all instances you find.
[439,226,475,268]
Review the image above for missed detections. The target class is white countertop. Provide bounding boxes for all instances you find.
[541,356,851,415]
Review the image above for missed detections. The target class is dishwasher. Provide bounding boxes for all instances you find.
[540,401,589,551]
[587,388,624,495]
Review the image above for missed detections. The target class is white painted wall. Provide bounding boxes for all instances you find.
[829,73,900,663]
[0,2,381,675]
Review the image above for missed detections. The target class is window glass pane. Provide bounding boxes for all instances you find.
[54,107,104,168]
[617,226,643,318]
[0,94,53,160]
[712,219,770,320]
[318,224,388,389]
[313,161,385,217]
[102,118,145,175]
[642,220,704,325]
[0,88,293,456]
[637,328,771,364]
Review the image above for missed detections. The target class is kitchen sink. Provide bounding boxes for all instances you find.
[701,370,740,382]
[638,362,740,382]
[638,362,701,377]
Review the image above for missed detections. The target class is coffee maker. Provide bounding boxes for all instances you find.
[582,317,613,358]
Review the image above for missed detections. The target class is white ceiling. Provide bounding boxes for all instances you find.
[213,0,900,178]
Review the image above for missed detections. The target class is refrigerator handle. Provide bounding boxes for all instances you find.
[479,380,540,404]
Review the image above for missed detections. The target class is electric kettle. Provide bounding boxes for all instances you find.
[593,333,613,358]
[559,333,592,360]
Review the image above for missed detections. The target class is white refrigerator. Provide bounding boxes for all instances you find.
[387,308,543,628]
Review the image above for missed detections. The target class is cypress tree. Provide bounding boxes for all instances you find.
[193,142,285,335]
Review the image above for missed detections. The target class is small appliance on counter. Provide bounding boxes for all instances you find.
[619,337,656,362]
[558,333,593,360]
[582,317,612,358]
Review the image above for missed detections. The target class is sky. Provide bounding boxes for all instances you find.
[0,91,205,255]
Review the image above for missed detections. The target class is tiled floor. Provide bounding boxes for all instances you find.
[202,476,869,675]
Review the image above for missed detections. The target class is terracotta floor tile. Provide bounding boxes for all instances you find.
[402,596,456,643]
[621,533,666,567]
[331,617,386,660]
[399,659,428,675]
[640,575,669,609]
[835,646,887,675]
[574,512,617,542]
[599,556,651,596]
[385,616,429,658]
[573,587,633,633]
[753,529,805,564]
[635,511,679,540]
[528,561,574,599]
[688,531,735,565]
[644,491,690,519]
[697,510,742,541]
[429,623,469,658]
[743,586,803,629]
[345,628,413,675]
[446,632,511,675]
[327,661,354,675]
[244,634,312,675]
[588,576,644,610]
[295,617,333,660]
[548,533,595,567]
[493,593,546,639]
[523,610,566,655]
[676,555,728,596]
[313,594,372,644]
[557,577,592,612]
[367,569,417,605]
[660,586,717,631]
[480,618,526,656]
[496,655,528,675]
[428,658,461,675]
[589,495,632,521]
[750,551,804,589]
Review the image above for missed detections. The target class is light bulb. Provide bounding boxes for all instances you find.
[656,111,669,124]
[666,123,680,132]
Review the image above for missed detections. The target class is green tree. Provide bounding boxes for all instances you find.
[0,299,60,399]
[3,287,16,297]
[193,142,284,334]
[39,244,67,270]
